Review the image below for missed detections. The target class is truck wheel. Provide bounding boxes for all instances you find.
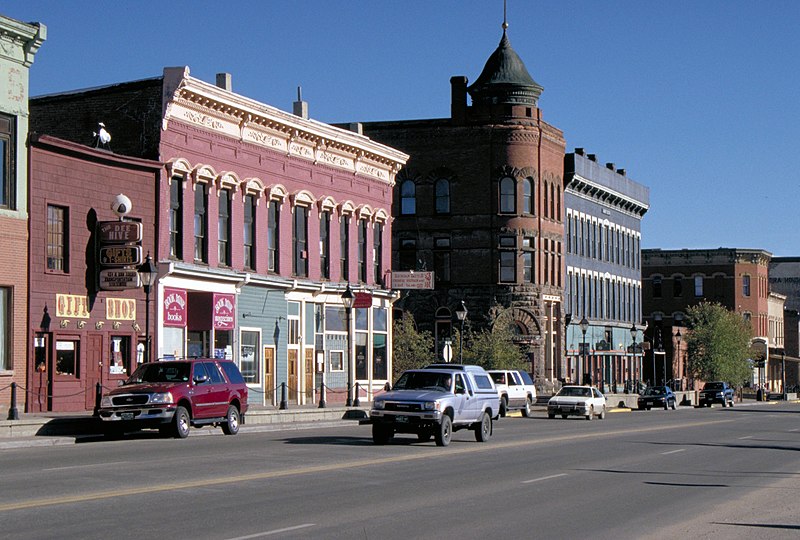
[548,412,556,419]
[474,412,492,442]
[728,397,734,407]
[172,406,191,438]
[221,405,240,435]
[499,397,508,417]
[435,415,452,447]
[598,406,606,420]
[586,406,594,421]
[522,397,532,418]
[103,425,124,440]
[372,424,392,445]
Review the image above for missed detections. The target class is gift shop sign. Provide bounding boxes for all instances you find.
[163,288,187,327]
[213,293,235,330]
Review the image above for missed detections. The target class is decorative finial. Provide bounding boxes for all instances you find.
[502,0,508,31]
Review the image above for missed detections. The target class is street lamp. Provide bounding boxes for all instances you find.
[675,329,682,391]
[137,252,158,363]
[782,351,786,400]
[341,284,356,407]
[564,314,572,382]
[629,324,637,393]
[579,316,589,386]
[455,301,468,363]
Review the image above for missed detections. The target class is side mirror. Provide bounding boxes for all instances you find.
[193,374,209,384]
[117,380,125,387]
[383,382,391,391]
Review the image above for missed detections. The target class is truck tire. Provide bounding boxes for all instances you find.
[522,397,532,418]
[372,424,392,445]
[586,406,594,421]
[172,406,191,439]
[474,412,492,442]
[221,404,240,435]
[499,397,508,417]
[435,415,452,447]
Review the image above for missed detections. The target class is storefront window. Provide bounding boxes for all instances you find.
[329,350,344,372]
[240,330,260,384]
[110,335,131,375]
[324,306,346,332]
[214,330,232,359]
[373,333,387,380]
[161,327,185,360]
[55,339,79,377]
[355,332,368,379]
[187,330,208,358]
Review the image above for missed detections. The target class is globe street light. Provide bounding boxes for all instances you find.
[455,301,468,363]
[137,253,158,363]
[341,284,356,406]
[579,316,589,386]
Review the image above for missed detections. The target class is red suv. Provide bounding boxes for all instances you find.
[98,358,248,438]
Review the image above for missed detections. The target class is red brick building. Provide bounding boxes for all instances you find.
[27,135,161,411]
[359,25,566,381]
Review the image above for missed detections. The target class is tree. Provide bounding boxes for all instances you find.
[685,302,752,385]
[391,312,434,379]
[462,324,528,371]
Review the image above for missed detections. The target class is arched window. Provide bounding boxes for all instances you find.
[522,178,533,214]
[499,177,515,213]
[400,180,416,215]
[434,179,450,214]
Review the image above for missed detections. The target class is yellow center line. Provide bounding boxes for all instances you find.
[0,418,733,512]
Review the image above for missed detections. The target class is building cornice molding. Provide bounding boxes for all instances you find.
[567,173,649,217]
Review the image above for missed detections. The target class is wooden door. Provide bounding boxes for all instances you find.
[304,349,315,403]
[85,334,104,410]
[288,350,298,402]
[263,346,275,405]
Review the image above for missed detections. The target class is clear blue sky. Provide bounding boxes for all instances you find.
[7,1,799,256]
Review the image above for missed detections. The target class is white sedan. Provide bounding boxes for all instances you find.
[547,385,606,420]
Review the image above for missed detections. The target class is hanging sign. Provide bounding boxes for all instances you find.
[213,293,235,330]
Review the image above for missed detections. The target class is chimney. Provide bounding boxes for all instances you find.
[617,168,626,176]
[450,76,468,125]
[606,162,616,171]
[575,147,585,155]
[588,154,597,162]
[215,72,232,91]
[293,86,308,119]
[348,123,363,135]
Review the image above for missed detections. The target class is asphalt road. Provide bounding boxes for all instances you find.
[2,403,799,539]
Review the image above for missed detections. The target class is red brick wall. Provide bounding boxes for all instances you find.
[0,216,28,412]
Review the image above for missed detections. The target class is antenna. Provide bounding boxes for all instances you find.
[503,0,508,31]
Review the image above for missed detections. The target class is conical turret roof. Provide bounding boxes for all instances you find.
[468,28,543,107]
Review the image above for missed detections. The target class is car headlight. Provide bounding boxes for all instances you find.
[149,392,174,404]
[100,396,112,408]
[423,401,439,411]
[373,400,385,410]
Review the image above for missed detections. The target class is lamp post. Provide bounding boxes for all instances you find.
[782,351,786,400]
[629,324,637,393]
[564,314,572,383]
[137,253,158,363]
[341,284,356,406]
[455,301,468,363]
[675,329,682,391]
[579,316,589,386]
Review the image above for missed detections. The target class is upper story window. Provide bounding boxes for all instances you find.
[0,114,15,210]
[499,235,516,283]
[268,200,280,273]
[218,189,232,266]
[694,275,704,297]
[673,275,683,297]
[522,178,533,214]
[293,205,309,278]
[169,178,183,259]
[320,210,331,280]
[742,274,751,297]
[434,179,450,214]
[400,180,416,215]
[243,194,256,270]
[340,214,350,281]
[373,222,383,285]
[522,236,534,283]
[47,204,68,272]
[499,177,515,213]
[0,287,9,370]
[398,237,416,271]
[433,237,451,284]
[194,184,208,263]
[652,276,662,298]
[358,219,368,283]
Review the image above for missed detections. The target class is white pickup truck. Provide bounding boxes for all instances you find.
[488,369,537,417]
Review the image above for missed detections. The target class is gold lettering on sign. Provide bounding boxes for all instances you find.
[56,294,91,319]
[106,298,137,321]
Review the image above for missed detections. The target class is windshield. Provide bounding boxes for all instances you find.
[644,387,668,396]
[394,371,452,392]
[557,386,591,397]
[126,362,191,384]
[704,382,724,390]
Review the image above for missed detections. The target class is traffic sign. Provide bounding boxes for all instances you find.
[99,269,141,290]
[99,245,142,266]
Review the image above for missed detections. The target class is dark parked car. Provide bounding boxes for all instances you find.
[699,381,735,407]
[98,358,248,438]
[637,386,677,410]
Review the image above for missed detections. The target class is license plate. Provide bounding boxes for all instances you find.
[120,412,134,420]
[646,401,653,406]
[395,415,409,423]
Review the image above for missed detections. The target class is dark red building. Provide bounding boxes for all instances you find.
[27,135,161,411]
[359,24,566,381]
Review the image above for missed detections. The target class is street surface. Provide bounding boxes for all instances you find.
[1,403,799,539]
